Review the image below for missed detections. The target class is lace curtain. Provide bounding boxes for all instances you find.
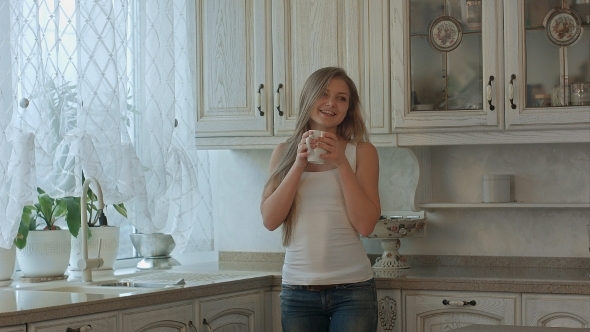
[0,0,213,252]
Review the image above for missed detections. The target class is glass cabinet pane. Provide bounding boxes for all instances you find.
[410,0,483,111]
[524,0,590,107]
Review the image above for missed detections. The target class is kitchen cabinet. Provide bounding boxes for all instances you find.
[269,287,282,332]
[403,290,520,331]
[391,0,590,146]
[0,325,25,332]
[196,289,265,332]
[194,0,392,148]
[377,289,402,332]
[27,311,117,332]
[120,301,195,332]
[522,293,590,328]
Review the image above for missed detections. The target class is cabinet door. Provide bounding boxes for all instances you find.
[522,293,590,328]
[198,290,264,332]
[0,325,26,332]
[404,290,519,332]
[28,311,117,332]
[391,0,503,131]
[272,0,363,136]
[194,0,272,137]
[120,301,194,332]
[504,0,590,130]
[377,288,402,332]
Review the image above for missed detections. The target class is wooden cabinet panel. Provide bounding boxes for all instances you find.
[194,0,272,137]
[522,293,590,328]
[197,290,264,332]
[120,301,194,332]
[404,290,520,332]
[0,325,26,332]
[27,312,117,332]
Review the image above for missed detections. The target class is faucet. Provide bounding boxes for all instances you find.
[77,177,105,283]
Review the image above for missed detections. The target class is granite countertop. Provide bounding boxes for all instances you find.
[0,254,589,327]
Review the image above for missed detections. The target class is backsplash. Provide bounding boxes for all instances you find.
[210,143,590,258]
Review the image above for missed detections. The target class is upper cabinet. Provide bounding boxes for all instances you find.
[391,0,590,138]
[194,0,272,137]
[392,0,504,131]
[504,0,590,129]
[271,0,365,136]
[194,0,377,145]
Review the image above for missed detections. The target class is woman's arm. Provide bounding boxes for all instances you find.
[260,142,307,231]
[337,141,381,236]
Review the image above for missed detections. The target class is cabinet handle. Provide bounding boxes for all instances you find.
[188,320,198,332]
[508,74,517,109]
[442,299,476,306]
[203,318,212,332]
[66,325,92,332]
[275,83,284,116]
[487,76,495,111]
[257,84,264,116]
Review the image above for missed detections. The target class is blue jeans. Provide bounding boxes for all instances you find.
[280,278,378,332]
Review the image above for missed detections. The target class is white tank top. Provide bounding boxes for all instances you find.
[282,142,374,285]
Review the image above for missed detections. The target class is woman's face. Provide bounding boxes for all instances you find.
[309,77,350,132]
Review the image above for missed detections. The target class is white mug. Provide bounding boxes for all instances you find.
[305,130,327,164]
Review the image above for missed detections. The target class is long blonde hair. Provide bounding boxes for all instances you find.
[264,67,369,246]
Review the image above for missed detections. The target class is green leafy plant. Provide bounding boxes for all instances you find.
[14,187,127,249]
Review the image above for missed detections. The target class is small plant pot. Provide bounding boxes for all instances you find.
[16,229,71,278]
[0,245,16,286]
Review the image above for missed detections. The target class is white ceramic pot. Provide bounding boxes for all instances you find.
[0,245,16,286]
[16,229,71,278]
[69,226,120,274]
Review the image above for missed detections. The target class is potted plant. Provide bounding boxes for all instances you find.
[14,188,79,278]
[14,186,127,278]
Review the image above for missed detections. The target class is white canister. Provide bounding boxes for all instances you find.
[481,174,511,203]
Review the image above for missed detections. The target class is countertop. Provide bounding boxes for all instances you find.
[1,255,589,327]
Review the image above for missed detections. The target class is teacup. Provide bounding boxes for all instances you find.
[305,130,327,164]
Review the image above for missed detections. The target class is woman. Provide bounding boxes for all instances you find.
[260,67,381,332]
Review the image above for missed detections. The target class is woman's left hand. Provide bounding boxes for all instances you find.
[317,132,347,167]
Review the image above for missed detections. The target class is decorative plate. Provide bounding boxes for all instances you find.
[428,15,463,52]
[543,8,583,47]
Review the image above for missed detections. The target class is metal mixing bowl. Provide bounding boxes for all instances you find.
[130,233,176,258]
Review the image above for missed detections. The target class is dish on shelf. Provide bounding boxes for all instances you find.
[428,15,463,52]
[543,8,583,47]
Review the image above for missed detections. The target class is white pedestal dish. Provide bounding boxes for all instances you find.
[366,211,426,270]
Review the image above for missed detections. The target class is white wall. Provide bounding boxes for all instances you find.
[211,143,590,258]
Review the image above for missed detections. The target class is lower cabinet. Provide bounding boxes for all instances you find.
[403,290,520,331]
[196,289,265,332]
[0,325,26,332]
[120,300,195,332]
[27,311,118,332]
[522,293,590,328]
[377,289,402,332]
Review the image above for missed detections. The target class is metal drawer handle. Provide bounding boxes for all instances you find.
[275,83,284,116]
[442,299,476,306]
[487,76,495,111]
[66,325,92,332]
[189,320,198,331]
[257,84,264,116]
[508,74,516,109]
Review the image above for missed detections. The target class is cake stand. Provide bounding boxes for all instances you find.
[366,211,426,270]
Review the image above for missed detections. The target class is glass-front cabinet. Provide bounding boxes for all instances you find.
[392,0,503,130]
[392,0,590,132]
[505,0,590,129]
